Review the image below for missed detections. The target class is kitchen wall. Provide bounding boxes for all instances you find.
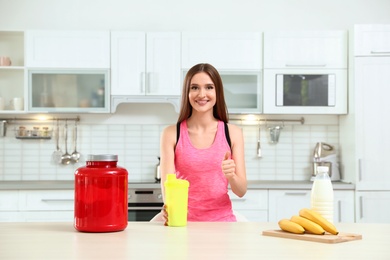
[0,103,339,182]
[1,0,390,183]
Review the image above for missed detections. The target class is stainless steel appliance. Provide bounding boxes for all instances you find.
[263,69,347,114]
[312,142,340,181]
[128,185,163,221]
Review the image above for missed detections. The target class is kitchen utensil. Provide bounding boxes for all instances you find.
[155,156,161,182]
[52,120,62,163]
[257,126,262,158]
[71,121,81,163]
[312,142,340,181]
[61,120,72,165]
[268,125,283,143]
[262,230,362,244]
[1,120,7,137]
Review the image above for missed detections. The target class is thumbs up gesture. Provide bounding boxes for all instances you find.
[221,151,236,179]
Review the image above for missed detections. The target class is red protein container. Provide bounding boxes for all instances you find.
[74,154,128,232]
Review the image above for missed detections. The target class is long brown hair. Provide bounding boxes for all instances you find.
[177,63,229,123]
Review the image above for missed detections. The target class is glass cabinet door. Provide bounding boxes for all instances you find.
[221,72,262,114]
[28,70,110,113]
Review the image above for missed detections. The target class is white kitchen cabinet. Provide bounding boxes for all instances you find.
[111,31,181,96]
[0,31,26,114]
[268,189,311,222]
[182,32,263,114]
[0,190,19,211]
[356,191,390,223]
[228,189,268,222]
[25,30,110,68]
[268,189,354,223]
[110,32,181,112]
[182,32,262,70]
[264,30,347,69]
[354,24,390,56]
[27,69,110,113]
[333,190,355,223]
[18,190,74,222]
[354,57,390,190]
[0,191,21,222]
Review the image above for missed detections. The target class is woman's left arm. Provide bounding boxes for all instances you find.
[222,124,247,197]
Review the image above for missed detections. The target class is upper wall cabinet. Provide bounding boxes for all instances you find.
[181,32,262,70]
[25,30,110,68]
[0,31,25,113]
[264,31,347,69]
[354,24,390,57]
[110,32,181,112]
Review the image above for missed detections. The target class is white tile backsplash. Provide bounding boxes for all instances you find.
[0,121,339,182]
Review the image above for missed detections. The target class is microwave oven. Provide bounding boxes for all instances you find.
[263,69,347,114]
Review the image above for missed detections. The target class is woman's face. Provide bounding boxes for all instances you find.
[188,72,216,113]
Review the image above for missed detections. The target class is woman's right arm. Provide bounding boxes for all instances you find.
[159,125,177,225]
[159,124,177,201]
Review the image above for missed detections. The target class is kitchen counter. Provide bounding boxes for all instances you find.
[0,222,388,259]
[0,180,354,190]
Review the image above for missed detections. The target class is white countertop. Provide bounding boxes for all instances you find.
[0,222,388,259]
[0,180,354,190]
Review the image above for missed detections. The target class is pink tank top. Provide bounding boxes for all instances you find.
[175,120,236,222]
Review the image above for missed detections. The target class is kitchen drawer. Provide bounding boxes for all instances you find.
[22,211,74,222]
[0,211,24,222]
[0,191,19,210]
[19,190,74,211]
[229,190,268,210]
[237,210,268,222]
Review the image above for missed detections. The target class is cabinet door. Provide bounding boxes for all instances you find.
[146,32,181,95]
[268,190,310,222]
[354,24,390,56]
[182,32,262,70]
[19,190,74,211]
[269,189,354,223]
[110,32,180,96]
[111,31,146,95]
[0,191,19,211]
[228,190,268,222]
[264,31,347,69]
[25,30,110,68]
[356,191,390,223]
[355,57,390,190]
[334,190,355,223]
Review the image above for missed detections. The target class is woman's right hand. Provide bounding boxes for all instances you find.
[162,204,168,226]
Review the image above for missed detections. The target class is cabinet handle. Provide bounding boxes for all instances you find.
[285,63,327,67]
[358,159,362,181]
[370,50,390,54]
[140,72,145,93]
[284,192,308,196]
[147,72,152,94]
[41,199,74,202]
[359,196,363,220]
[337,200,342,222]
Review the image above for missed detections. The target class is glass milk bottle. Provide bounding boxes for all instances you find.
[310,166,334,223]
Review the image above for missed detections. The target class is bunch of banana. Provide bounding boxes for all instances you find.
[277,208,339,235]
[299,208,339,235]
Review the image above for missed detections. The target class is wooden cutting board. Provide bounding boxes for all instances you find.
[262,230,362,244]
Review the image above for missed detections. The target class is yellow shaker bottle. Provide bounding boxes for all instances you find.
[164,174,190,227]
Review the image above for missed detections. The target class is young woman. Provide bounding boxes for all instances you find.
[156,63,247,222]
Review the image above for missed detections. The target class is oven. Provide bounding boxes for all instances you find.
[128,186,164,221]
